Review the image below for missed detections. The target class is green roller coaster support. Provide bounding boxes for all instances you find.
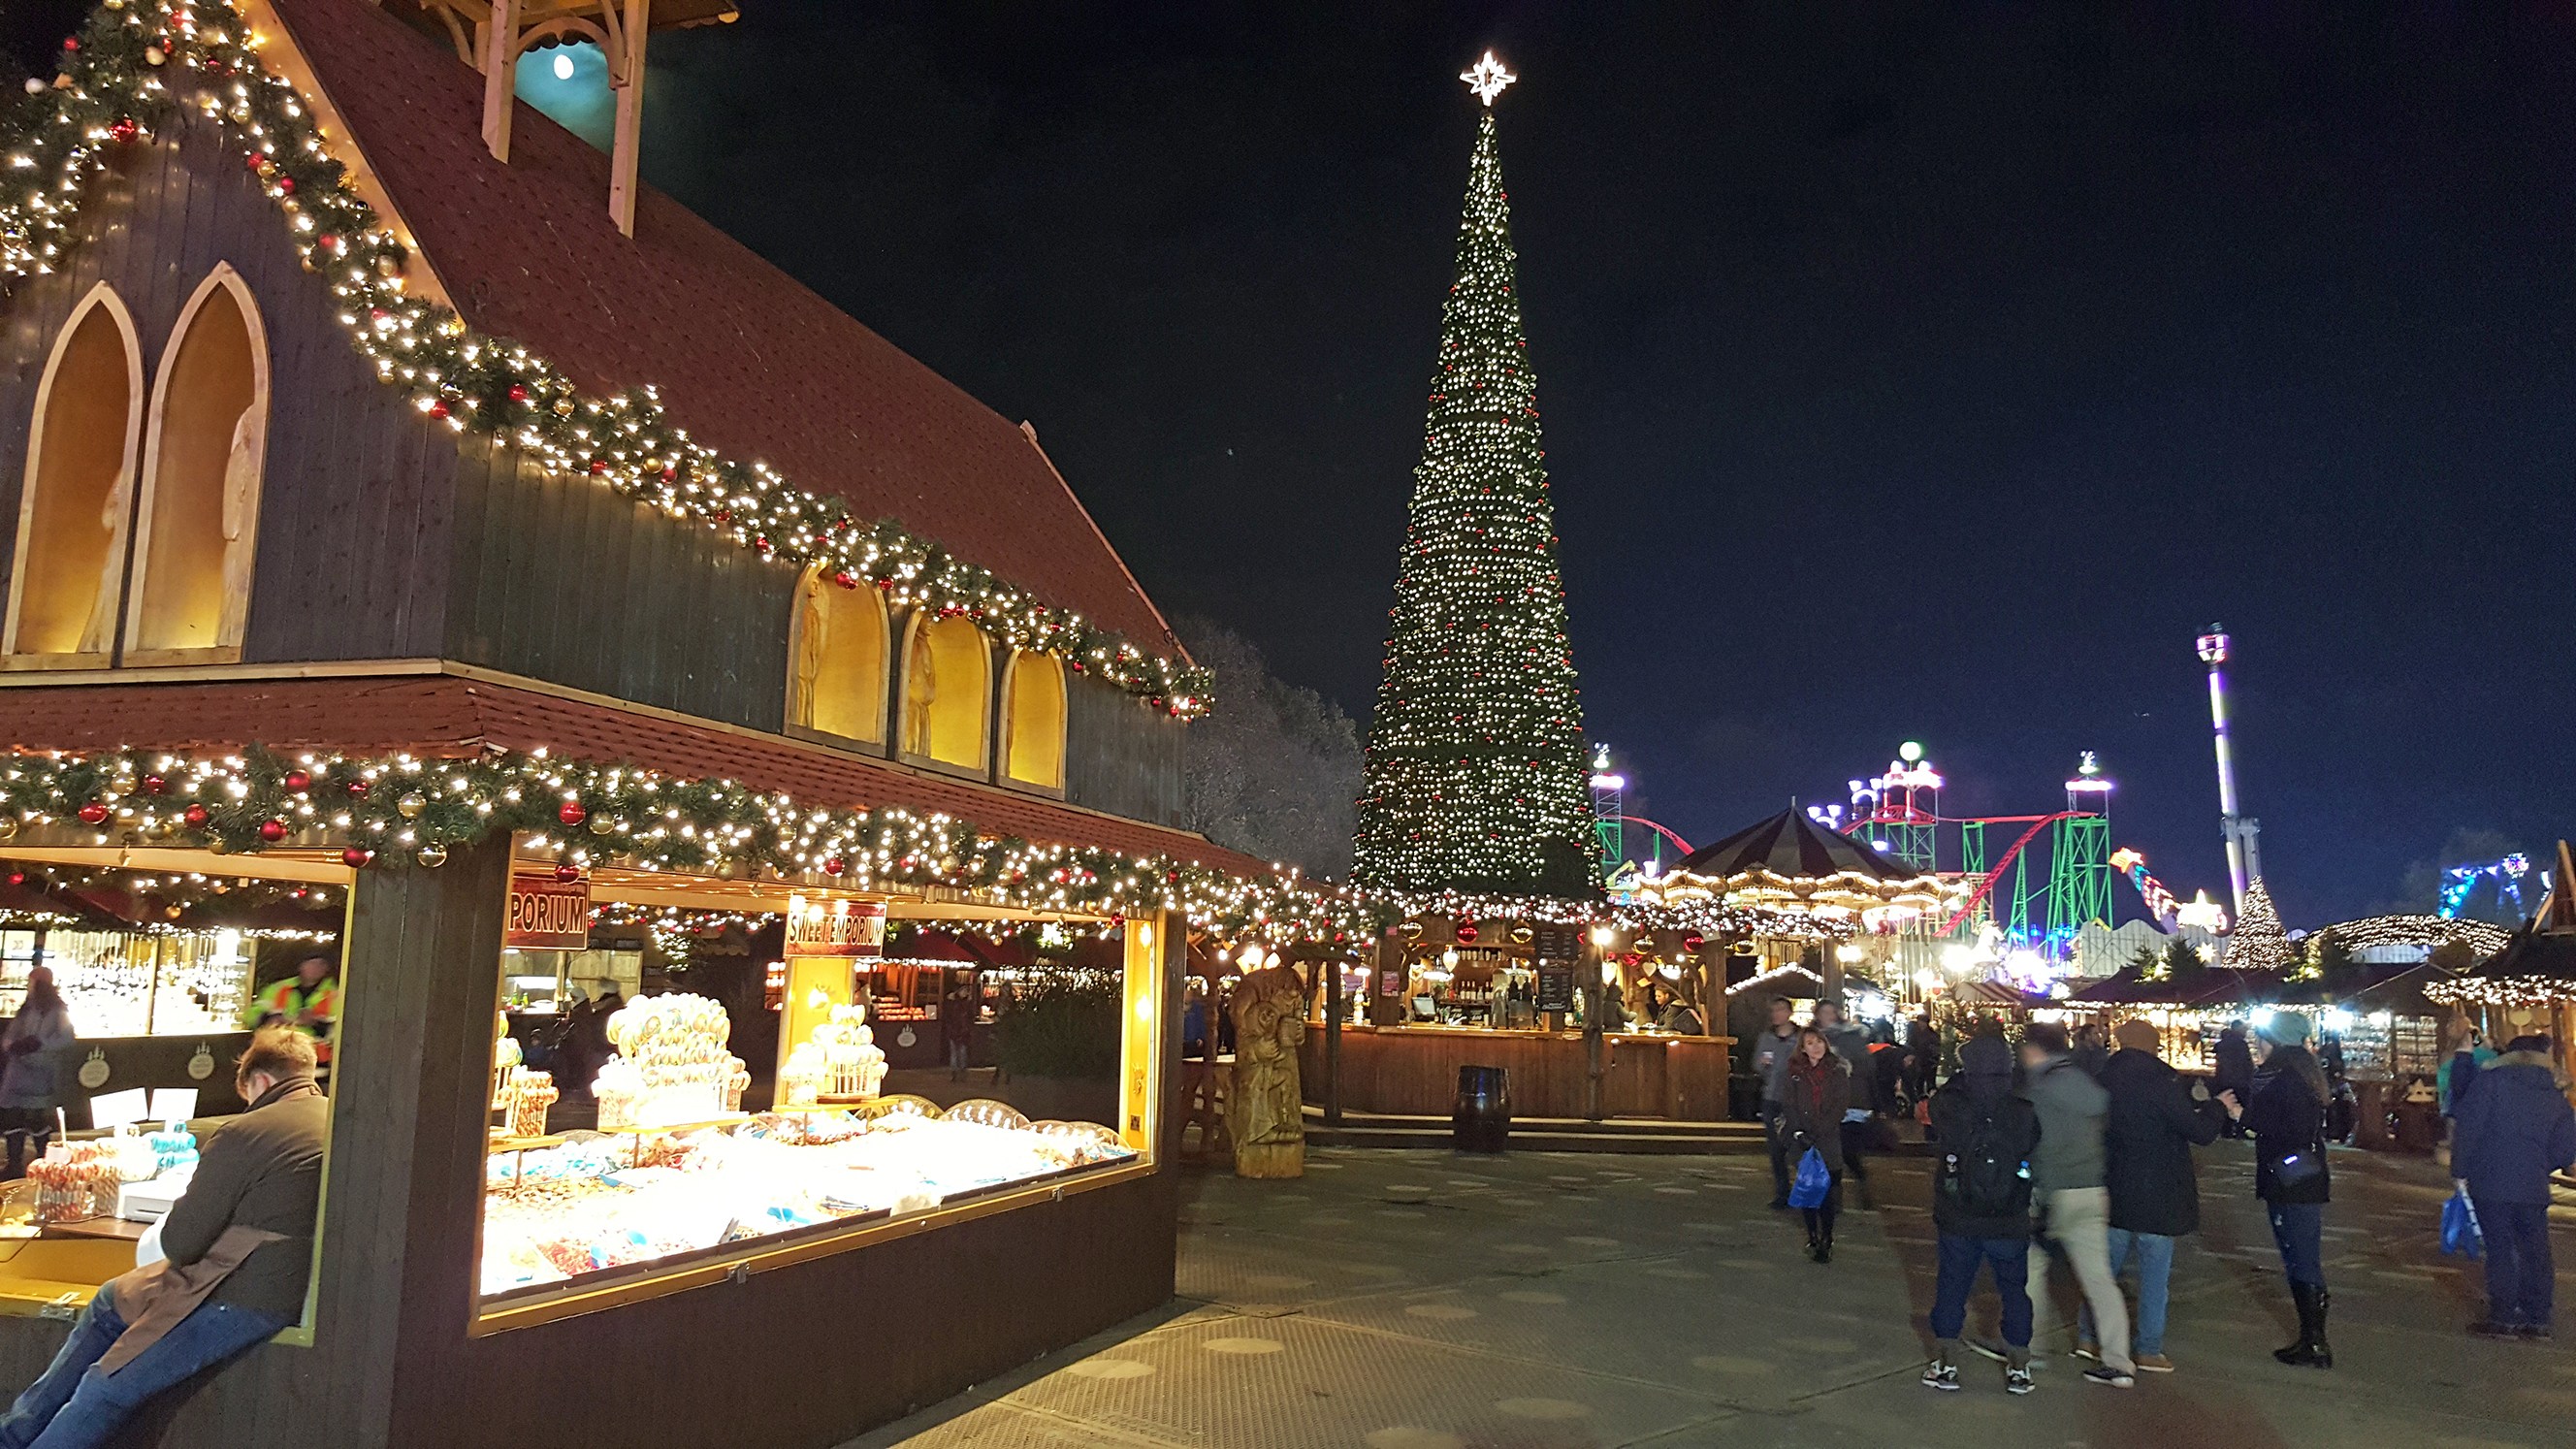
[1957,822,1990,937]
[2048,813,2114,946]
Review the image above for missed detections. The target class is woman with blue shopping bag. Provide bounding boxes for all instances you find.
[1783,1027,1853,1263]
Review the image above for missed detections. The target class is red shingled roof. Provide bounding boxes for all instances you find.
[0,675,1261,873]
[267,0,1177,653]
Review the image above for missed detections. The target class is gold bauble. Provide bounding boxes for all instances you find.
[417,844,448,867]
[398,793,426,820]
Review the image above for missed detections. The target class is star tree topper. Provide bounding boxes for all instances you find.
[1461,50,1517,107]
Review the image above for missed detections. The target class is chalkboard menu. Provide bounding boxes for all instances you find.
[1532,926,1580,1014]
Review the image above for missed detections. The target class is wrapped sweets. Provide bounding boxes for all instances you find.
[504,1067,558,1138]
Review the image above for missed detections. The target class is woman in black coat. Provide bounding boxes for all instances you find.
[2081,1021,2221,1368]
[1781,1028,1852,1264]
[2222,1012,2334,1368]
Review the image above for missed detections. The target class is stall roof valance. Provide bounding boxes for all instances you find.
[0,672,1263,876]
[2068,967,2283,1009]
[2428,841,2576,1006]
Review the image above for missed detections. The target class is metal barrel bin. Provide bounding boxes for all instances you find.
[1452,1064,1511,1152]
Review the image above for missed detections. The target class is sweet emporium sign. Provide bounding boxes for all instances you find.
[786,897,886,958]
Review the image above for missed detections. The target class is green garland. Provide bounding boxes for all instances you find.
[0,0,1208,717]
[0,746,1379,941]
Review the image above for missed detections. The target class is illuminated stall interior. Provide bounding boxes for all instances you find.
[474,849,1169,1327]
[0,847,349,1328]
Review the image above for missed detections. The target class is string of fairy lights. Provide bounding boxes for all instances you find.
[0,747,1381,942]
[1352,95,1594,897]
[0,0,1208,718]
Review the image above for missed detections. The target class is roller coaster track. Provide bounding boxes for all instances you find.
[1931,811,2095,937]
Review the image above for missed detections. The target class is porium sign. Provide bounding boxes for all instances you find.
[505,873,591,950]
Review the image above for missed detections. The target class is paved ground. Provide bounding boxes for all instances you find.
[845,1139,2576,1449]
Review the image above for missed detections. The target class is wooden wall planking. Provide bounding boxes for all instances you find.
[1299,1028,1735,1121]
[442,437,800,732]
[1065,674,1185,826]
[0,103,454,666]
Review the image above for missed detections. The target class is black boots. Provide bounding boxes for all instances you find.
[2274,1283,2333,1368]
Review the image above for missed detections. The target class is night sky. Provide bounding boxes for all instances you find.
[13,3,2574,925]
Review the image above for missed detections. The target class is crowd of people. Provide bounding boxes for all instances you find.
[1751,993,2576,1396]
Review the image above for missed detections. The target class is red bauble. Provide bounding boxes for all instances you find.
[426,401,449,420]
[282,769,311,792]
[4,873,21,887]
[77,803,109,824]
[274,177,294,195]
[259,820,289,843]
[553,863,580,884]
[181,804,210,827]
[62,36,79,50]
[346,779,370,797]
[1454,921,1479,944]
[822,857,847,877]
[508,384,529,402]
[317,233,339,253]
[109,119,138,144]
[142,774,167,795]
[557,801,586,826]
[341,848,374,868]
[832,570,857,590]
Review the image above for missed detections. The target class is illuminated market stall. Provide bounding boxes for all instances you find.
[0,2,1363,1443]
[2428,843,2576,1085]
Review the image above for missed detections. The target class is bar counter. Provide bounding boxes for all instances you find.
[1302,1024,1735,1121]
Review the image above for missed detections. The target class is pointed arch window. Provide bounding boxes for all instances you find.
[5,285,145,664]
[787,564,889,745]
[1001,650,1067,790]
[126,266,269,661]
[900,614,991,772]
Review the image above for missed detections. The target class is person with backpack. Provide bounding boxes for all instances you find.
[2219,1011,2334,1368]
[2450,1034,2576,1339]
[2080,1018,2221,1371]
[1781,1027,1852,1262]
[1923,1034,2044,1395]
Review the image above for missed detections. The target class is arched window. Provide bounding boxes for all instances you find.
[1001,650,1067,789]
[900,613,990,771]
[787,564,888,744]
[5,285,145,661]
[126,266,268,660]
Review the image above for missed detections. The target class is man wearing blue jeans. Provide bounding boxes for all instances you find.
[2083,1019,2219,1370]
[0,1027,326,1449]
[1922,1035,2044,1394]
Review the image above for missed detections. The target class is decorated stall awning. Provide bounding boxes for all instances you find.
[2428,841,2576,1007]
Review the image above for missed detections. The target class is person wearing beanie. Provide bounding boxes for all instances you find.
[2451,1034,2576,1339]
[2220,1010,2334,1368]
[1922,1032,2044,1395]
[2080,1018,2221,1372]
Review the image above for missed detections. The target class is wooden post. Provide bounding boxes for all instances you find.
[1325,951,1343,1130]
[479,0,517,164]
[608,0,652,236]
[1583,940,1605,1122]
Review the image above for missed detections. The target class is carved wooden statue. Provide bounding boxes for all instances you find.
[1229,964,1306,1178]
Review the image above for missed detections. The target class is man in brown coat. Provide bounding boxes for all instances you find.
[0,1027,327,1448]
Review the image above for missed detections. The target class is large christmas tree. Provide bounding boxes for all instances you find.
[1353,57,1595,897]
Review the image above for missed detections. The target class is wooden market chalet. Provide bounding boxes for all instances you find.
[0,0,1290,1443]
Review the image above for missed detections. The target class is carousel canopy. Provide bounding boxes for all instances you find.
[1657,809,1944,918]
[1674,810,1906,882]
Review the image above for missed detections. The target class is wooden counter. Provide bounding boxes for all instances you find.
[1302,1025,1735,1121]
